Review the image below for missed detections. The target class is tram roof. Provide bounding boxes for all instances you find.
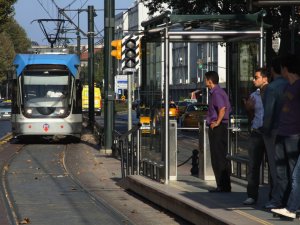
[13,54,80,76]
[141,10,270,42]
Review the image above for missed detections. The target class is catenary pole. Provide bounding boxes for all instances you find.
[104,0,115,153]
[88,6,95,131]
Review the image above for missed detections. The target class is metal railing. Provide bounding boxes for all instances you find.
[113,123,141,178]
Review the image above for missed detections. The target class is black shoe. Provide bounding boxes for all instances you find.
[209,187,231,193]
[243,197,256,205]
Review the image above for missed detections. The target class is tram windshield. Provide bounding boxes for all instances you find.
[21,71,72,117]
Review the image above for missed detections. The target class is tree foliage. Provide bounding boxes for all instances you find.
[141,0,300,59]
[0,32,15,83]
[0,0,31,89]
[3,18,31,53]
[0,0,17,32]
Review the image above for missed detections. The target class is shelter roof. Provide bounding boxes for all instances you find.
[141,10,270,42]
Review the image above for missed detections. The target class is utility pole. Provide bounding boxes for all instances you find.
[104,0,115,153]
[88,5,95,131]
[76,11,81,56]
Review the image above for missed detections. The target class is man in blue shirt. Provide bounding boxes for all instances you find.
[205,71,232,193]
[243,68,269,205]
[262,57,288,209]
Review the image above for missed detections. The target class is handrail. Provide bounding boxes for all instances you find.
[113,123,141,178]
[118,123,142,140]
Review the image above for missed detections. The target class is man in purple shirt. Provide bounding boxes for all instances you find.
[205,71,232,193]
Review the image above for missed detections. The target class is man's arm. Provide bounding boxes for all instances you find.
[210,107,226,129]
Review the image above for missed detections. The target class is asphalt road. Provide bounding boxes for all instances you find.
[0,120,11,138]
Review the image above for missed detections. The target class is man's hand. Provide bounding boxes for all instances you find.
[210,121,220,129]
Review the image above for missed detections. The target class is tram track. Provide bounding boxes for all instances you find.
[0,135,23,225]
[0,142,132,225]
[0,127,192,225]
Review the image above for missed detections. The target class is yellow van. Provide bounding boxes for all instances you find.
[82,85,102,116]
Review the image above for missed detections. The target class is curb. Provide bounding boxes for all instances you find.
[124,175,232,225]
[0,133,12,144]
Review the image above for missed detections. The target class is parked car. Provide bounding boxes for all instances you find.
[139,107,157,135]
[139,107,151,134]
[0,101,12,120]
[181,103,208,128]
[177,101,192,117]
[160,102,179,121]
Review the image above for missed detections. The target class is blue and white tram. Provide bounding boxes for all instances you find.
[11,54,82,140]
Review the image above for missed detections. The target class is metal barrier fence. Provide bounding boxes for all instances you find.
[178,119,269,185]
[111,117,268,185]
[113,123,141,178]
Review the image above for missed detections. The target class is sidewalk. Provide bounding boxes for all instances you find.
[123,164,298,225]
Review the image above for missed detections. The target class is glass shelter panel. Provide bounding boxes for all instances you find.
[227,42,260,178]
[140,41,165,175]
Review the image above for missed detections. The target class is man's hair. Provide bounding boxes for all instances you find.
[271,57,281,74]
[255,67,269,78]
[280,53,300,75]
[205,71,219,84]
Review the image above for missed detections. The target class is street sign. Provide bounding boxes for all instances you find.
[123,68,137,73]
[115,75,128,89]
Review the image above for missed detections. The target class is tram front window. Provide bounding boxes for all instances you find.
[21,73,71,118]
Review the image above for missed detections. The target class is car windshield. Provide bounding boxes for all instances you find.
[187,104,208,112]
[0,103,11,109]
[178,102,190,107]
[194,105,208,111]
[161,103,177,108]
[140,108,150,116]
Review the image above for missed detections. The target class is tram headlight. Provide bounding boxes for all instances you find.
[26,108,33,114]
[58,109,65,115]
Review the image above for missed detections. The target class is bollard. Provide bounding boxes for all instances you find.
[190,149,199,175]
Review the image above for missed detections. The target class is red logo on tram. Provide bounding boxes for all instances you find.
[43,123,50,132]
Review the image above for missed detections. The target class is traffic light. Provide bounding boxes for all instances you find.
[111,39,122,60]
[123,38,137,69]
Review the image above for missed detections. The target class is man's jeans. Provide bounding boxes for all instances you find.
[272,134,300,206]
[287,155,300,212]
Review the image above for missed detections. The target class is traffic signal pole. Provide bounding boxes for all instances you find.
[88,6,95,131]
[104,0,115,153]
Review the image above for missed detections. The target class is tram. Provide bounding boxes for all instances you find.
[11,53,82,140]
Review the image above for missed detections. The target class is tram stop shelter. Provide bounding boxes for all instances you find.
[138,10,270,184]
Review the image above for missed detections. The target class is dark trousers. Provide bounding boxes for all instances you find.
[272,135,300,206]
[208,123,231,190]
[247,131,265,200]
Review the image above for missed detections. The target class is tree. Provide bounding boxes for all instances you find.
[0,1,31,92]
[0,0,17,32]
[3,18,31,53]
[0,32,15,83]
[141,0,300,59]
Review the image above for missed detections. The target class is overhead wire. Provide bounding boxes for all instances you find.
[37,0,53,19]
